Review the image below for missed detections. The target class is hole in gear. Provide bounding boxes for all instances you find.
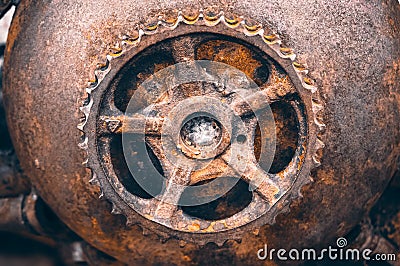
[254,101,299,174]
[236,134,247,144]
[112,49,175,112]
[110,135,164,199]
[180,177,252,220]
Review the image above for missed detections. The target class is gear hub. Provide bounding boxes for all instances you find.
[181,116,222,149]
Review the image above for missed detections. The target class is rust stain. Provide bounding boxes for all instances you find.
[383,59,400,102]
[318,168,339,186]
[196,39,262,81]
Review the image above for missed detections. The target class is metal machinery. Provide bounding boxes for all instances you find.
[0,0,399,265]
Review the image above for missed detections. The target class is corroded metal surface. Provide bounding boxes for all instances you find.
[2,0,399,265]
[0,63,30,197]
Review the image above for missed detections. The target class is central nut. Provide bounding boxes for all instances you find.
[162,96,233,163]
[180,116,222,149]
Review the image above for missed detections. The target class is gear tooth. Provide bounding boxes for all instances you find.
[86,160,94,169]
[312,155,321,167]
[306,84,317,93]
[214,239,226,247]
[315,137,325,150]
[196,238,208,248]
[225,239,235,246]
[82,158,89,166]
[99,191,104,199]
[79,99,93,117]
[252,228,260,236]
[126,217,136,226]
[315,117,326,131]
[88,75,99,89]
[110,208,120,215]
[179,240,187,248]
[77,122,85,131]
[89,172,100,186]
[106,54,113,61]
[89,178,99,186]
[94,68,109,82]
[312,100,323,114]
[78,137,88,150]
[301,76,317,93]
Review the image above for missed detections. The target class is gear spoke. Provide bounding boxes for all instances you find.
[221,145,279,204]
[98,114,164,135]
[189,158,237,185]
[231,85,293,117]
[219,116,280,204]
[231,68,296,117]
[231,90,278,117]
[153,167,192,220]
[243,163,280,203]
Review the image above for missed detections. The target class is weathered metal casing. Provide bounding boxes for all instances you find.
[3,0,400,264]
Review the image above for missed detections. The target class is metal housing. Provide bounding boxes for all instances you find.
[2,0,399,264]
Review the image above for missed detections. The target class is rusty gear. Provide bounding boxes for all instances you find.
[79,9,325,246]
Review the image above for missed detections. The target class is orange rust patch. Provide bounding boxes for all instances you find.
[188,222,201,232]
[318,168,339,186]
[196,40,261,80]
[190,158,229,184]
[383,59,400,96]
